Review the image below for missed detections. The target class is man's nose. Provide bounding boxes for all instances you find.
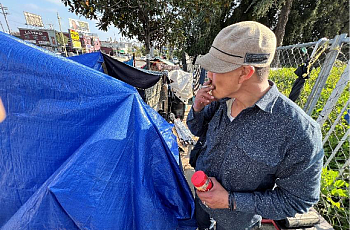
[207,71,213,80]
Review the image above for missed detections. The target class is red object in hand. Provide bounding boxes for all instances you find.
[191,171,213,191]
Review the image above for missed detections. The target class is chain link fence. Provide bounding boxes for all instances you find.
[271,34,349,230]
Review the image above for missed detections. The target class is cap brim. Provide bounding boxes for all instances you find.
[196,53,241,73]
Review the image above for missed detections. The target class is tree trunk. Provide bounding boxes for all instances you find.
[181,50,187,72]
[275,0,294,47]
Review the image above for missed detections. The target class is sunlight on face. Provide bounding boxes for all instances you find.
[0,98,6,123]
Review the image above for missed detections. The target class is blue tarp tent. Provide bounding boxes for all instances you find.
[0,32,196,230]
[68,51,105,72]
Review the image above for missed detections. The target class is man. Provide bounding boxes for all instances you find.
[187,21,324,230]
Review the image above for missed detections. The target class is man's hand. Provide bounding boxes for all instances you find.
[196,177,229,209]
[193,80,216,112]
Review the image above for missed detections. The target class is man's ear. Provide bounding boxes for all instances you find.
[238,66,255,84]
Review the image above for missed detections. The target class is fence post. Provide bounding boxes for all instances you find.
[322,100,350,146]
[316,63,349,126]
[303,33,348,115]
[323,128,350,168]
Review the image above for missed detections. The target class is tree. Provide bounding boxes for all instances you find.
[56,32,68,46]
[274,0,293,46]
[180,0,284,57]
[283,0,349,44]
[181,0,349,58]
[180,0,233,57]
[61,0,185,68]
[55,32,69,53]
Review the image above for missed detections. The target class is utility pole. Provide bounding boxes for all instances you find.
[57,12,68,57]
[0,18,4,32]
[0,3,11,34]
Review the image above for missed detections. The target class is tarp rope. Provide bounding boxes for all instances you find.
[288,39,329,102]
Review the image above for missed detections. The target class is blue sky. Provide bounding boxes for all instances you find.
[0,0,122,41]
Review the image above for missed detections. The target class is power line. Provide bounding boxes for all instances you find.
[0,3,11,33]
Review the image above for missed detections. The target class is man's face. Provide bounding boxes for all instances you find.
[207,67,242,99]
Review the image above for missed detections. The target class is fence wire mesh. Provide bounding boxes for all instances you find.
[271,34,349,230]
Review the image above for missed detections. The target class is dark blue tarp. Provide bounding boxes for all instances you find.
[0,32,196,230]
[102,54,162,89]
[68,51,104,73]
[123,57,134,67]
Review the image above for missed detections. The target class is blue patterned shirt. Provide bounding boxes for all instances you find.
[187,81,324,230]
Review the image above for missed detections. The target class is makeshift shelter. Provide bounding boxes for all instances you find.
[0,32,196,230]
[68,51,104,73]
[69,52,163,102]
[144,58,180,72]
[102,53,162,89]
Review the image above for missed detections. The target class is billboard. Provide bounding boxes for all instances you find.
[46,30,58,47]
[69,30,82,49]
[82,34,100,53]
[19,29,50,46]
[69,18,90,33]
[24,12,44,27]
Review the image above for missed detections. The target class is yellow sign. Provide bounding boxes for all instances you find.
[70,30,81,49]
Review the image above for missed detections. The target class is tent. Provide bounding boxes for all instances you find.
[69,52,163,102]
[0,32,196,230]
[102,53,162,89]
[68,51,105,73]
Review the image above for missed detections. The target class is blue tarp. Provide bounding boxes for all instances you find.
[344,109,350,124]
[68,51,104,72]
[0,32,196,230]
[123,57,134,67]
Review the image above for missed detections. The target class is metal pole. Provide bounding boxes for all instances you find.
[57,12,68,57]
[316,63,349,126]
[322,100,350,146]
[323,129,350,168]
[303,34,348,115]
[0,18,4,32]
[0,3,11,34]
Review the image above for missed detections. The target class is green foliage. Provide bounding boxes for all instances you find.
[319,168,349,229]
[284,0,349,45]
[270,65,349,230]
[180,0,233,56]
[61,0,186,54]
[321,168,348,201]
[55,32,68,46]
[181,0,349,57]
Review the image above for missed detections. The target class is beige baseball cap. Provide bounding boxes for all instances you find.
[196,21,277,73]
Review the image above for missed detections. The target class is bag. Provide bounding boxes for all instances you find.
[189,135,206,168]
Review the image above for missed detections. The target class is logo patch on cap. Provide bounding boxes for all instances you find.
[244,53,270,64]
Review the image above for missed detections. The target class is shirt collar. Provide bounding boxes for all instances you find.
[254,80,280,113]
